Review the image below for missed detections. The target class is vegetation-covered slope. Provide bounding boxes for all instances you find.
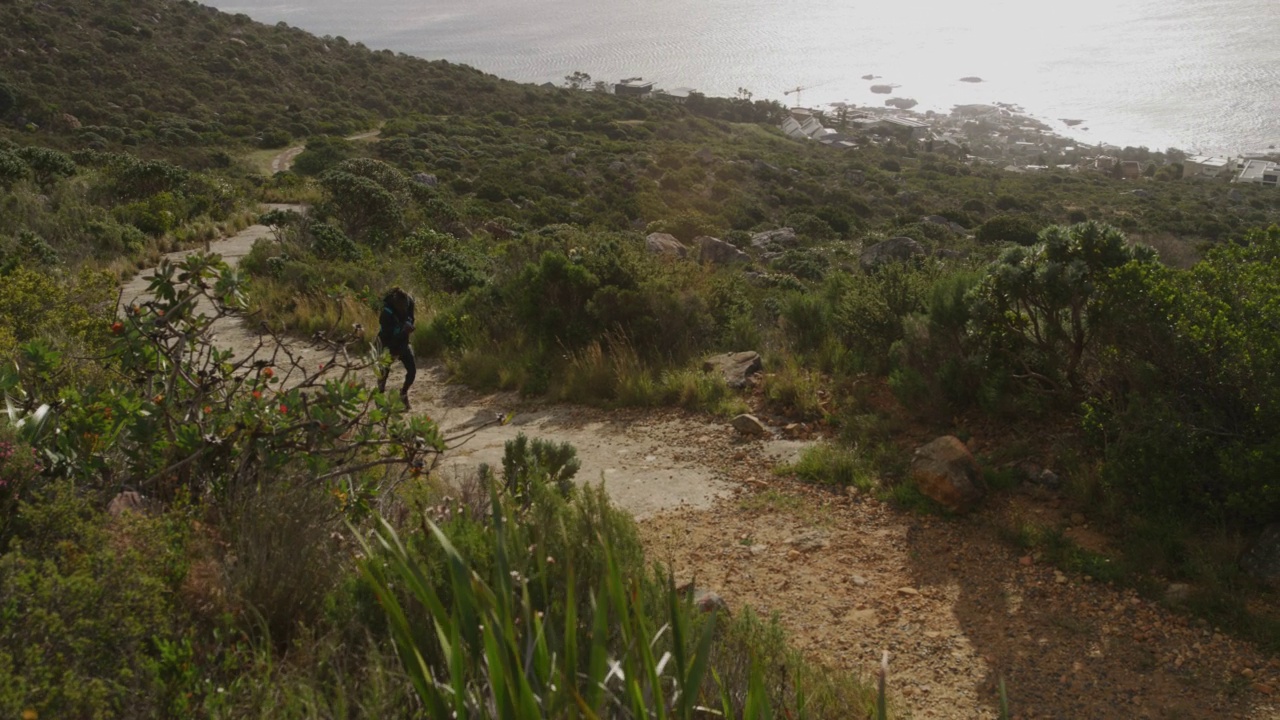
[4,0,1280,717]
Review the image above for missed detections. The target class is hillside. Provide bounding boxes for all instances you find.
[0,0,573,153]
[3,1,1280,718]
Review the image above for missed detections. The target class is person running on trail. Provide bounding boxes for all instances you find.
[376,287,416,409]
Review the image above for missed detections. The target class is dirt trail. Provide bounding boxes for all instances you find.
[119,209,733,519]
[269,129,381,174]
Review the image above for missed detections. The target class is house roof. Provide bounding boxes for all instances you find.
[1238,159,1278,182]
[879,116,930,129]
[1186,155,1229,168]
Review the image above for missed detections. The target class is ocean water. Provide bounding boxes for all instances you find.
[211,0,1280,154]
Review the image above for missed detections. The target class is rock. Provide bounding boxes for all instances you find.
[933,248,967,261]
[786,530,830,553]
[1252,682,1275,696]
[702,351,763,389]
[693,148,715,163]
[860,236,926,271]
[695,235,750,266]
[646,232,688,258]
[1130,189,1153,198]
[1165,583,1192,604]
[909,436,985,513]
[693,588,730,614]
[948,222,969,235]
[752,159,780,173]
[607,161,626,173]
[861,74,880,80]
[731,414,769,438]
[922,215,951,225]
[885,97,918,110]
[412,172,438,187]
[1241,523,1280,587]
[851,574,870,587]
[59,113,81,130]
[1019,555,1034,566]
[959,76,984,83]
[1070,512,1086,526]
[749,227,799,249]
[870,84,894,94]
[108,491,149,517]
[897,586,920,596]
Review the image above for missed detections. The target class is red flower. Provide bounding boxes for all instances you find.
[279,404,288,414]
[252,391,262,400]
[262,367,275,379]
[110,321,124,335]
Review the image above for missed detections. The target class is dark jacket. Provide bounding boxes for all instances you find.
[378,293,415,351]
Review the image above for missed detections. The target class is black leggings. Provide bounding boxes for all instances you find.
[379,344,416,392]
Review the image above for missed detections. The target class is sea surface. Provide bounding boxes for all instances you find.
[210,0,1279,155]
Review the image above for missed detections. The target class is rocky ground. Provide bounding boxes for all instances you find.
[642,472,1280,719]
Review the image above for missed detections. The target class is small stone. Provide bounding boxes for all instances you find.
[1241,667,1255,679]
[1252,682,1275,696]
[730,413,769,438]
[1019,555,1034,566]
[851,575,870,587]
[1164,583,1192,604]
[897,586,920,597]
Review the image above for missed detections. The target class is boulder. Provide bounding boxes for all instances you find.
[909,436,985,513]
[885,97,918,110]
[1242,524,1280,588]
[108,491,149,517]
[750,227,798,249]
[922,215,951,225]
[959,76,984,83]
[860,236,926,271]
[646,232,688,258]
[870,84,894,94]
[731,414,769,438]
[696,236,750,266]
[412,172,438,187]
[703,351,763,388]
[693,148,716,164]
[607,161,626,173]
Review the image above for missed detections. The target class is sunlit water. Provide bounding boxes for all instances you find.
[212,0,1279,154]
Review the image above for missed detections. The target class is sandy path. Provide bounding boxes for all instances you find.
[269,129,382,174]
[120,208,734,519]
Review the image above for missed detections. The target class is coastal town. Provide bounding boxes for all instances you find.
[610,76,1280,187]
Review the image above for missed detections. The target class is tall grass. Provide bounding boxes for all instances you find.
[358,487,890,718]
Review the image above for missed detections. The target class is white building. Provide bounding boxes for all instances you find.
[1234,159,1280,187]
[1183,155,1230,178]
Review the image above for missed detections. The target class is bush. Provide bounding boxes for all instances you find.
[975,214,1041,245]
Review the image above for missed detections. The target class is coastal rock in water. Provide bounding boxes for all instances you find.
[959,76,983,83]
[885,97,918,110]
[861,73,880,80]
[870,84,895,94]
[696,236,750,266]
[703,351,763,389]
[645,232,687,258]
[910,436,986,513]
[750,227,799,249]
[860,236,926,271]
[1242,524,1280,588]
[731,414,770,438]
[1060,118,1084,127]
